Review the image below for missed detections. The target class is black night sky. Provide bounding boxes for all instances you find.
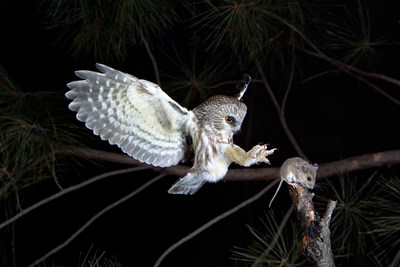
[1,1,400,266]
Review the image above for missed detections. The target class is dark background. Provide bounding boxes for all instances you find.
[1,1,400,266]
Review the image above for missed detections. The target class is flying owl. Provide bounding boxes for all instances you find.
[66,64,276,194]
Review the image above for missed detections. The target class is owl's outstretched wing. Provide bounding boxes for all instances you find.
[66,63,194,167]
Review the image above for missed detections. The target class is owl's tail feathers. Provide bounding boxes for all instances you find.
[168,173,206,195]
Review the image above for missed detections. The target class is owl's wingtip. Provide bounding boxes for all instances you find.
[95,63,115,74]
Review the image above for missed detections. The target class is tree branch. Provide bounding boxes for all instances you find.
[302,49,400,87]
[28,173,166,267]
[256,61,309,160]
[302,49,400,106]
[0,166,152,231]
[281,53,296,116]
[259,9,400,105]
[62,146,400,182]
[288,185,336,266]
[154,180,279,267]
[142,36,161,86]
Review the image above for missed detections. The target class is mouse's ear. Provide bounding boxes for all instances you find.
[313,163,318,170]
[300,164,308,173]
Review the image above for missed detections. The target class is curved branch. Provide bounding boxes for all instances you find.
[29,174,166,267]
[256,61,308,160]
[258,9,400,105]
[154,180,279,267]
[281,53,295,116]
[142,36,161,86]
[356,75,400,106]
[0,166,152,231]
[260,9,400,88]
[302,49,400,106]
[63,146,400,181]
[302,70,340,84]
[390,248,400,267]
[302,49,400,88]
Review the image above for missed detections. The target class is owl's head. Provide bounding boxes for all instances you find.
[193,95,247,134]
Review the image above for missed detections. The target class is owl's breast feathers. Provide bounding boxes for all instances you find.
[190,125,232,182]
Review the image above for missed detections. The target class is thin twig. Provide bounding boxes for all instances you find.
[207,80,237,89]
[2,167,22,212]
[49,141,63,190]
[0,166,152,231]
[28,173,166,267]
[205,0,218,11]
[390,247,400,267]
[251,205,294,267]
[281,52,295,116]
[255,61,281,113]
[259,9,400,103]
[356,75,400,106]
[302,49,400,87]
[302,49,400,106]
[154,179,280,267]
[142,36,161,86]
[256,61,308,161]
[302,70,340,84]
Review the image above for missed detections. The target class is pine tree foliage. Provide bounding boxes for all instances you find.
[232,210,307,266]
[322,0,397,70]
[234,174,400,266]
[371,176,400,263]
[39,0,178,62]
[314,174,380,262]
[1,0,399,265]
[162,46,232,108]
[311,174,400,265]
[0,66,90,204]
[78,245,122,267]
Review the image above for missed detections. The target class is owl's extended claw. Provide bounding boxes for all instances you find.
[249,144,277,165]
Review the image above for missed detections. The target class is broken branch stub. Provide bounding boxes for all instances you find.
[288,185,336,267]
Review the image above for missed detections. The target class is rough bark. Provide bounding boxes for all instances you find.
[288,185,336,267]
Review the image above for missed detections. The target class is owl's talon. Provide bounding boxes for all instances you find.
[249,144,277,165]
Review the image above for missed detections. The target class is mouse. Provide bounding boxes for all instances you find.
[269,157,318,208]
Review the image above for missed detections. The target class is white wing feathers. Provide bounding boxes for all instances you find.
[66,63,194,167]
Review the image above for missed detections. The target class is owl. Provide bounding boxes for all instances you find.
[66,64,276,194]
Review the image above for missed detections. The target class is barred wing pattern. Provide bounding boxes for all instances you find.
[66,63,193,167]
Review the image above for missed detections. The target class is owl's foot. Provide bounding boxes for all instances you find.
[249,144,277,165]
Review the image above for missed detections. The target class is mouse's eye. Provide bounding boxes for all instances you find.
[307,176,312,181]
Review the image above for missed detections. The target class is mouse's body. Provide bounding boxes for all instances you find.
[269,157,318,207]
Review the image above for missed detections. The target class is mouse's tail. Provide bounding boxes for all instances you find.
[269,179,284,208]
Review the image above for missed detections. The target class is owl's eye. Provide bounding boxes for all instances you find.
[225,116,234,124]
